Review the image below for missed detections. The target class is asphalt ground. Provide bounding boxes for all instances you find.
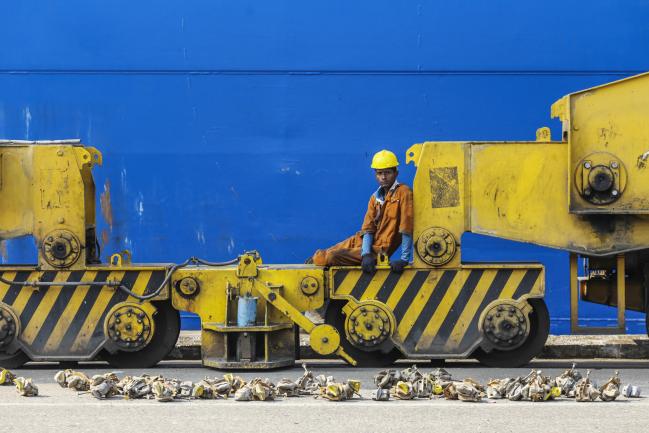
[1,359,648,433]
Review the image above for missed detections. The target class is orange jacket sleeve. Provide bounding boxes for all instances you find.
[399,186,414,235]
[360,195,377,234]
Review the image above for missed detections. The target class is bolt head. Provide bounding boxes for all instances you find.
[612,189,619,196]
[584,162,591,169]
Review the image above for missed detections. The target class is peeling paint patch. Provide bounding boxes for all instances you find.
[101,229,109,245]
[196,226,205,245]
[120,168,128,193]
[227,237,235,254]
[0,240,7,263]
[100,179,114,229]
[135,192,144,217]
[23,107,31,139]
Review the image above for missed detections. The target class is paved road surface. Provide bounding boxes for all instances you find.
[1,359,647,433]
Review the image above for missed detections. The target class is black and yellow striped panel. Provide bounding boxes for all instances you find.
[0,269,166,358]
[332,267,543,356]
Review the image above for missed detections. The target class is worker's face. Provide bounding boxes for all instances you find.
[375,168,398,189]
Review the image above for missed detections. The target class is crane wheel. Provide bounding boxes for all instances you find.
[325,301,401,367]
[0,350,29,369]
[474,298,549,368]
[102,301,180,368]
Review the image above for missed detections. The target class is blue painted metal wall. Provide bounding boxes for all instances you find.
[1,1,648,333]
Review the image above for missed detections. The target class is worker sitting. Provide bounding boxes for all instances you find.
[309,150,413,274]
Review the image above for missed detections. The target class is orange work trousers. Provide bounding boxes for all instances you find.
[312,233,364,266]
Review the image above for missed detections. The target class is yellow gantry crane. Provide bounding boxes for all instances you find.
[0,73,647,369]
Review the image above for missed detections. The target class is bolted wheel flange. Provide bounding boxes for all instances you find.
[574,152,626,205]
[41,229,82,268]
[416,227,457,266]
[105,303,156,351]
[481,301,530,351]
[344,302,393,350]
[0,303,20,350]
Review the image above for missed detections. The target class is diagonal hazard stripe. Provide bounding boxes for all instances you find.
[61,271,112,352]
[356,271,391,301]
[28,271,85,353]
[2,271,32,305]
[335,270,360,295]
[402,270,457,349]
[428,270,484,348]
[70,270,127,352]
[83,271,138,351]
[142,271,165,297]
[349,272,375,300]
[18,271,57,328]
[443,270,496,351]
[10,272,41,317]
[511,269,541,300]
[375,272,403,304]
[125,271,153,302]
[457,269,513,350]
[385,271,417,310]
[391,271,429,321]
[0,272,17,300]
[44,270,97,353]
[20,272,72,346]
[497,270,526,300]
[332,270,349,291]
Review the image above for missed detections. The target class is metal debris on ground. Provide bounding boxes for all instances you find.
[90,373,120,399]
[575,370,601,402]
[39,362,633,404]
[623,384,641,398]
[599,371,621,402]
[555,363,582,397]
[316,379,361,401]
[0,368,16,385]
[0,368,37,397]
[55,369,91,391]
[14,377,38,397]
[234,378,276,401]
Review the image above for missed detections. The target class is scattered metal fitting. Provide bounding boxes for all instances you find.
[623,384,641,398]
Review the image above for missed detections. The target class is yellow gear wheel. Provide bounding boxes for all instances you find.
[309,324,340,355]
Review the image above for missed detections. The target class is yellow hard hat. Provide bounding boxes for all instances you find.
[371,149,399,169]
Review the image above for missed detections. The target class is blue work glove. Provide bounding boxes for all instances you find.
[390,259,408,273]
[361,254,376,274]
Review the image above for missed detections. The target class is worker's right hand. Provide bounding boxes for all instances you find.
[361,254,376,274]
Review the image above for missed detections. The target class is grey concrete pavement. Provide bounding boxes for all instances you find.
[170,331,649,360]
[1,360,648,433]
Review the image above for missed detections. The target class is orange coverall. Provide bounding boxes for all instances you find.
[312,183,414,266]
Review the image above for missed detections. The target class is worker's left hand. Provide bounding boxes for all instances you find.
[390,259,408,273]
[361,254,376,274]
